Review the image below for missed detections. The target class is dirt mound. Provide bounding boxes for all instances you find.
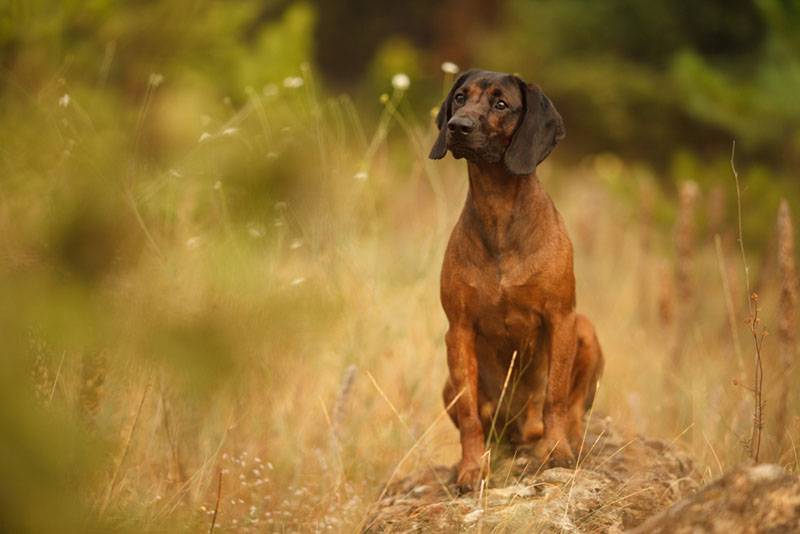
[366,416,700,532]
[631,463,800,533]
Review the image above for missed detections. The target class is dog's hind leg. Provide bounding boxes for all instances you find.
[566,314,604,452]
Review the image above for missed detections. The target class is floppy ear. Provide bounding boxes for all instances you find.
[428,70,475,160]
[504,80,565,175]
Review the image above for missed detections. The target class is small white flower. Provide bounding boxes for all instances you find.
[291,277,305,286]
[213,180,222,190]
[198,132,213,143]
[289,239,303,250]
[222,127,238,136]
[169,168,182,177]
[391,73,410,91]
[149,73,164,87]
[441,62,459,74]
[353,170,368,181]
[273,219,284,228]
[58,94,70,107]
[266,462,274,470]
[283,76,304,89]
[186,237,201,250]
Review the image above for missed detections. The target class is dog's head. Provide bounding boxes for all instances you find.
[428,69,565,175]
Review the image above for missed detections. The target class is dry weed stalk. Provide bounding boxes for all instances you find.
[776,199,798,443]
[329,364,357,488]
[743,293,767,463]
[730,141,767,463]
[707,185,727,242]
[486,350,517,447]
[159,387,188,491]
[714,235,745,376]
[31,353,51,404]
[731,142,751,301]
[639,182,655,323]
[208,471,222,534]
[98,384,150,516]
[79,350,107,423]
[675,180,699,306]
[671,180,699,365]
[332,364,357,441]
[28,331,59,404]
[657,261,674,325]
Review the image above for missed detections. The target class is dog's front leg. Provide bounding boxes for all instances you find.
[446,322,485,491]
[534,310,578,467]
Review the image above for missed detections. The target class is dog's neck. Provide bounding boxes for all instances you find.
[464,160,549,256]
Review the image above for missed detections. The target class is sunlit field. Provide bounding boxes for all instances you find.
[5,3,800,529]
[3,52,798,532]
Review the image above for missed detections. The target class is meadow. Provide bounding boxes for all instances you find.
[2,55,799,532]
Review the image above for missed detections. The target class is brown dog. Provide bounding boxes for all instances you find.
[429,70,604,492]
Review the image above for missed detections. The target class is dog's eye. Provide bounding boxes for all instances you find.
[494,100,508,110]
[454,93,466,105]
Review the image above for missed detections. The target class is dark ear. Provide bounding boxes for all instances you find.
[504,80,565,175]
[428,70,475,160]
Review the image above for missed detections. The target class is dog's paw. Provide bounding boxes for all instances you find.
[568,426,587,455]
[532,435,575,469]
[454,461,484,494]
[520,418,544,443]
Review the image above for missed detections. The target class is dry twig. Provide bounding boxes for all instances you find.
[209,471,222,534]
[776,199,798,444]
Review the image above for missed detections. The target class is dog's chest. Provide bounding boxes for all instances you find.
[473,259,544,342]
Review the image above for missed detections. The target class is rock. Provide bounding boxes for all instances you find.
[630,463,800,533]
[364,416,701,532]
[463,509,483,524]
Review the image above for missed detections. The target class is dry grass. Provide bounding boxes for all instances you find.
[3,68,799,532]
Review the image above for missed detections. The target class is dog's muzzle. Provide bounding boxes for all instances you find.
[448,116,475,137]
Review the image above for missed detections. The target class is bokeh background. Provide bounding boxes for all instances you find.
[2,1,799,532]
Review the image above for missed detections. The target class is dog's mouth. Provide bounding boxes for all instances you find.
[448,137,503,163]
[449,142,478,160]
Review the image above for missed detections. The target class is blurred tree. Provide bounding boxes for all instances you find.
[475,0,800,173]
[246,0,503,87]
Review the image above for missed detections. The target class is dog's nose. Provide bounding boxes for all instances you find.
[448,116,475,136]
